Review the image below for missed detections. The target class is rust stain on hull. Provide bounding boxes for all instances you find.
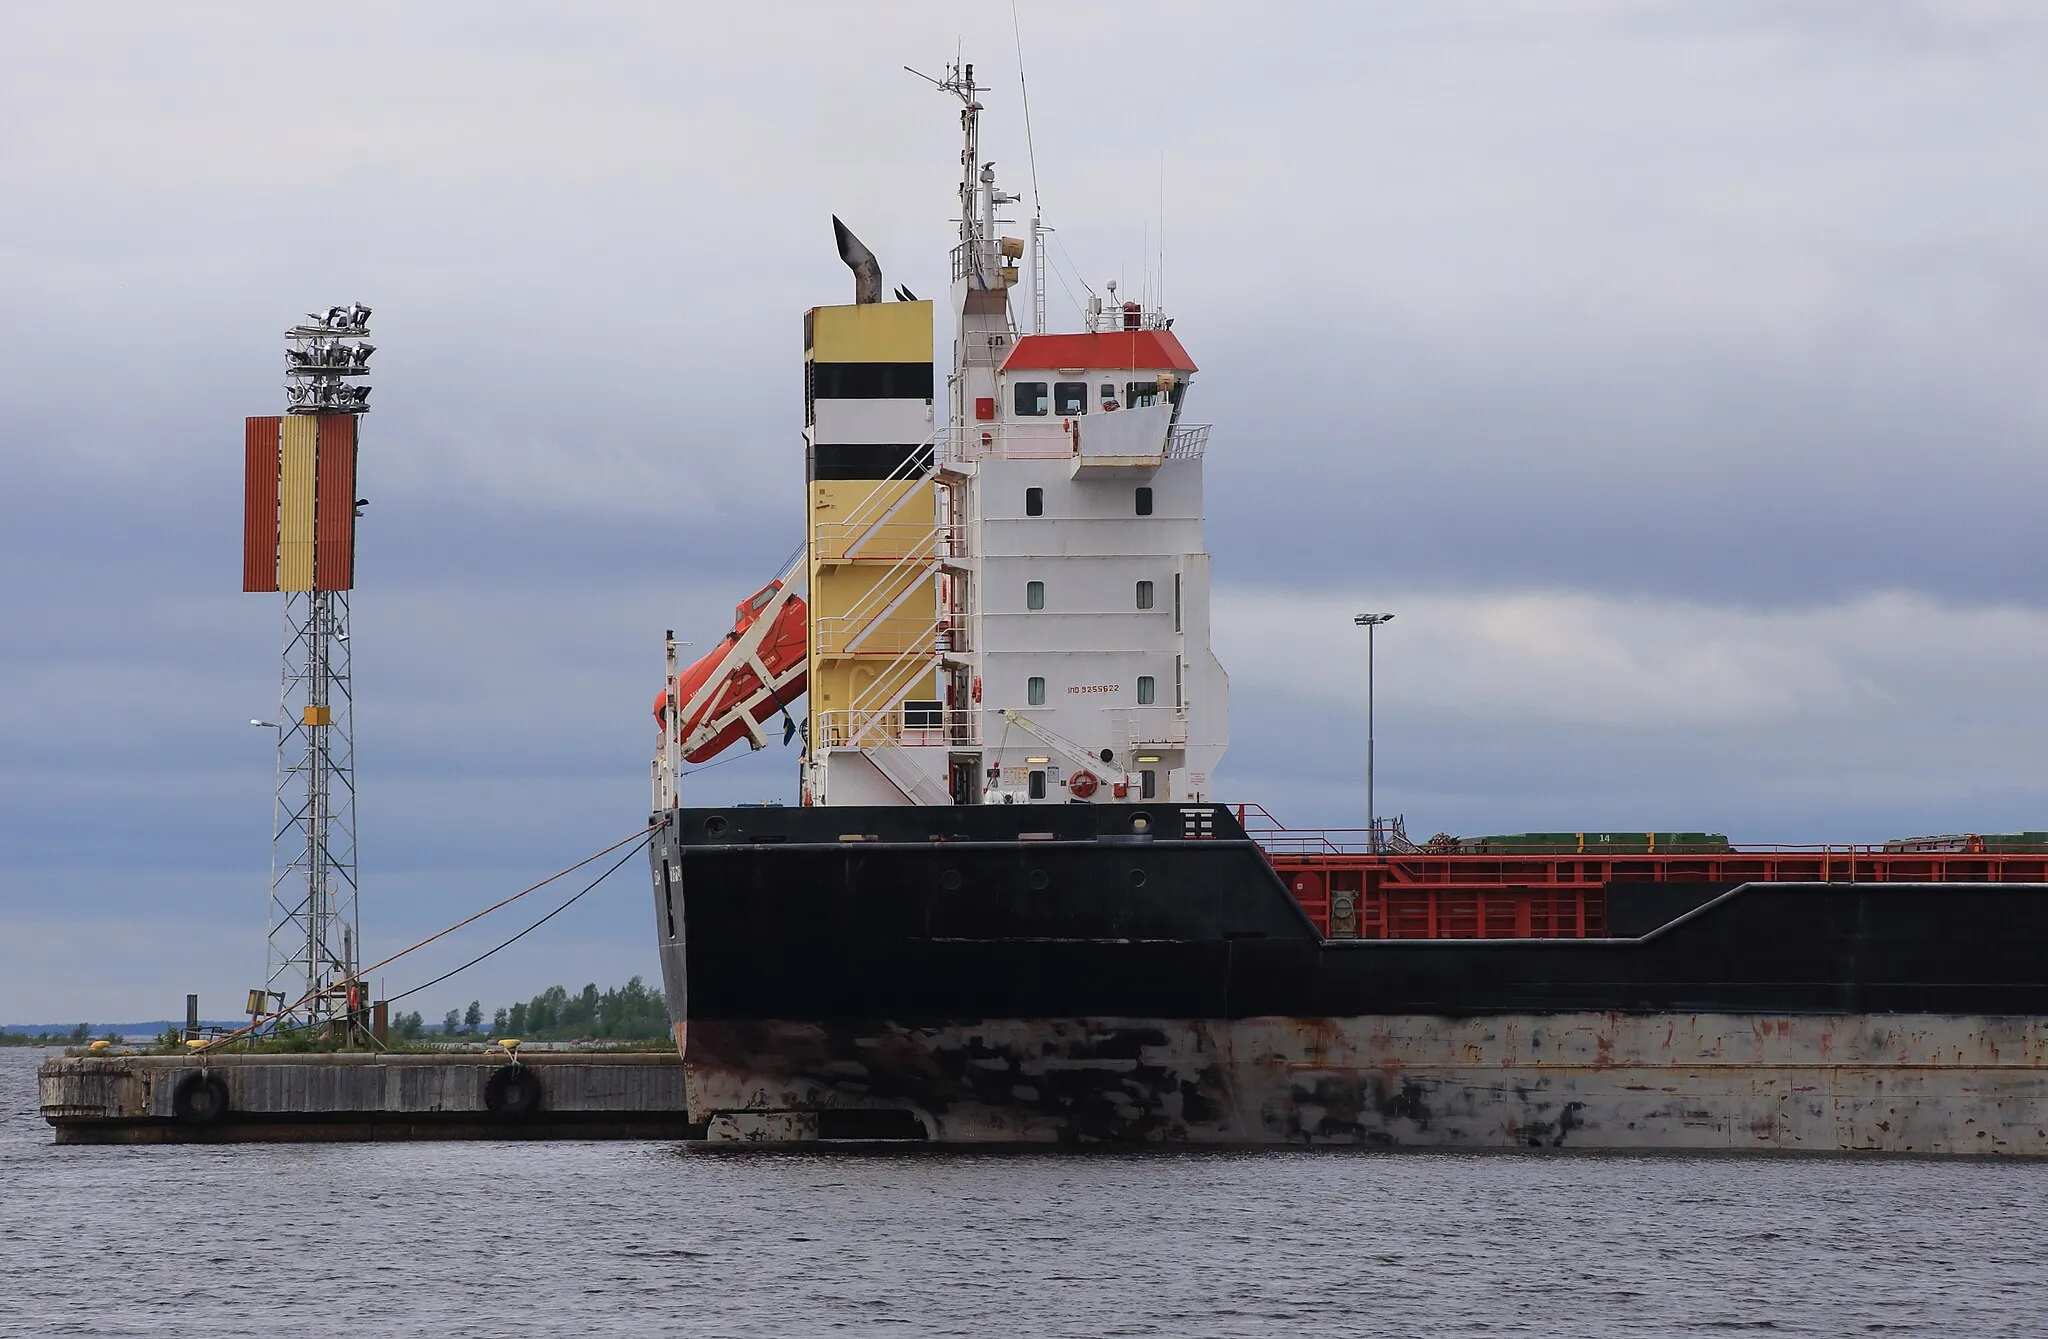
[683,1012,2048,1153]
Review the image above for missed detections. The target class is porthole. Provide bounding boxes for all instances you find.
[703,815,728,836]
[1130,812,1151,834]
[1028,869,1050,891]
[1129,869,1147,888]
[941,869,962,891]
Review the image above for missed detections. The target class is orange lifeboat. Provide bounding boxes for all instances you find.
[653,580,808,764]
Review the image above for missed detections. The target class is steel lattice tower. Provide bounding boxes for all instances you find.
[266,587,359,1025]
[244,304,373,1031]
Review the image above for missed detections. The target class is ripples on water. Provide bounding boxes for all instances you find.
[5,1049,2047,1336]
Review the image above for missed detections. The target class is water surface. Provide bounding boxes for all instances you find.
[4,1048,2045,1336]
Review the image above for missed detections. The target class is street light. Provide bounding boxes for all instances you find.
[1353,613,1394,851]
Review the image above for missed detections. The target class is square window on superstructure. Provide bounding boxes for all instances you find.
[1026,580,1045,611]
[1141,769,1157,799]
[1135,580,1154,610]
[1028,676,1046,706]
[1135,486,1153,516]
[1014,381,1050,416]
[1029,770,1048,800]
[1054,382,1088,415]
[1137,675,1155,705]
[1025,487,1044,517]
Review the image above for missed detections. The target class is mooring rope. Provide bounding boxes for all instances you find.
[198,821,658,1051]
[381,831,653,1006]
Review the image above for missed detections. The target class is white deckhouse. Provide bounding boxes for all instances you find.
[657,62,1230,812]
[800,62,1227,809]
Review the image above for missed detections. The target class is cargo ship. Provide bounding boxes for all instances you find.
[648,63,2048,1151]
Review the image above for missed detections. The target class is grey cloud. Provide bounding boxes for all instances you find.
[4,1,2045,1018]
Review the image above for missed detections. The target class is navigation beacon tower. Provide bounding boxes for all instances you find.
[242,305,372,1029]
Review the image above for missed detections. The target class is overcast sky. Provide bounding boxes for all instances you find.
[3,2,2046,1023]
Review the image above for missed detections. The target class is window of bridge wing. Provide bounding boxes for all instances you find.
[1013,380,1050,416]
[1125,381,1160,409]
[1054,382,1087,415]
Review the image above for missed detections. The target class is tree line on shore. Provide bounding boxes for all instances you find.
[387,975,669,1042]
[1,1024,117,1047]
[7,978,670,1048]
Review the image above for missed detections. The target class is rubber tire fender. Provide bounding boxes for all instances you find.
[172,1071,230,1127]
[484,1063,542,1120]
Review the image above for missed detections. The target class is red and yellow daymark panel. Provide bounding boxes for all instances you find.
[243,413,359,593]
[277,415,319,591]
[314,414,357,591]
[243,417,282,592]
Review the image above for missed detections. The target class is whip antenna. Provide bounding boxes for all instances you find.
[1010,0,1050,333]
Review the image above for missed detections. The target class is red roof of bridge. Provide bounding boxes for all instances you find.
[1001,330,1197,374]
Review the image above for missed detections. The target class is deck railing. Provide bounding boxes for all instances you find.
[939,421,1211,464]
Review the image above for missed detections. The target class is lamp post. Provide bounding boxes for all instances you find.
[1353,613,1394,851]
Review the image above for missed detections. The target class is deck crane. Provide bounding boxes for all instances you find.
[997,708,1132,800]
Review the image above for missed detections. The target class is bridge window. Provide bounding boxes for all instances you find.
[1026,580,1045,611]
[1013,381,1049,416]
[1028,770,1047,800]
[1028,676,1046,706]
[1054,382,1088,415]
[1135,580,1154,610]
[1135,486,1153,516]
[1137,675,1155,705]
[1124,381,1159,409]
[1025,486,1043,517]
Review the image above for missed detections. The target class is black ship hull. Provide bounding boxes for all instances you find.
[651,804,2048,1151]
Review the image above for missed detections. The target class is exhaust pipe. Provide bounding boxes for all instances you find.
[832,216,883,306]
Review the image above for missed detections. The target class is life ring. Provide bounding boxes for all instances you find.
[172,1071,230,1127]
[484,1063,543,1120]
[1069,771,1099,799]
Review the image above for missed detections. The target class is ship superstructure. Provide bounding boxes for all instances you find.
[686,62,1228,812]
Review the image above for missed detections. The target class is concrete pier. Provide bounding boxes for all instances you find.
[40,1051,699,1143]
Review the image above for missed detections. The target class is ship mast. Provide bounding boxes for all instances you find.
[911,59,1019,430]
